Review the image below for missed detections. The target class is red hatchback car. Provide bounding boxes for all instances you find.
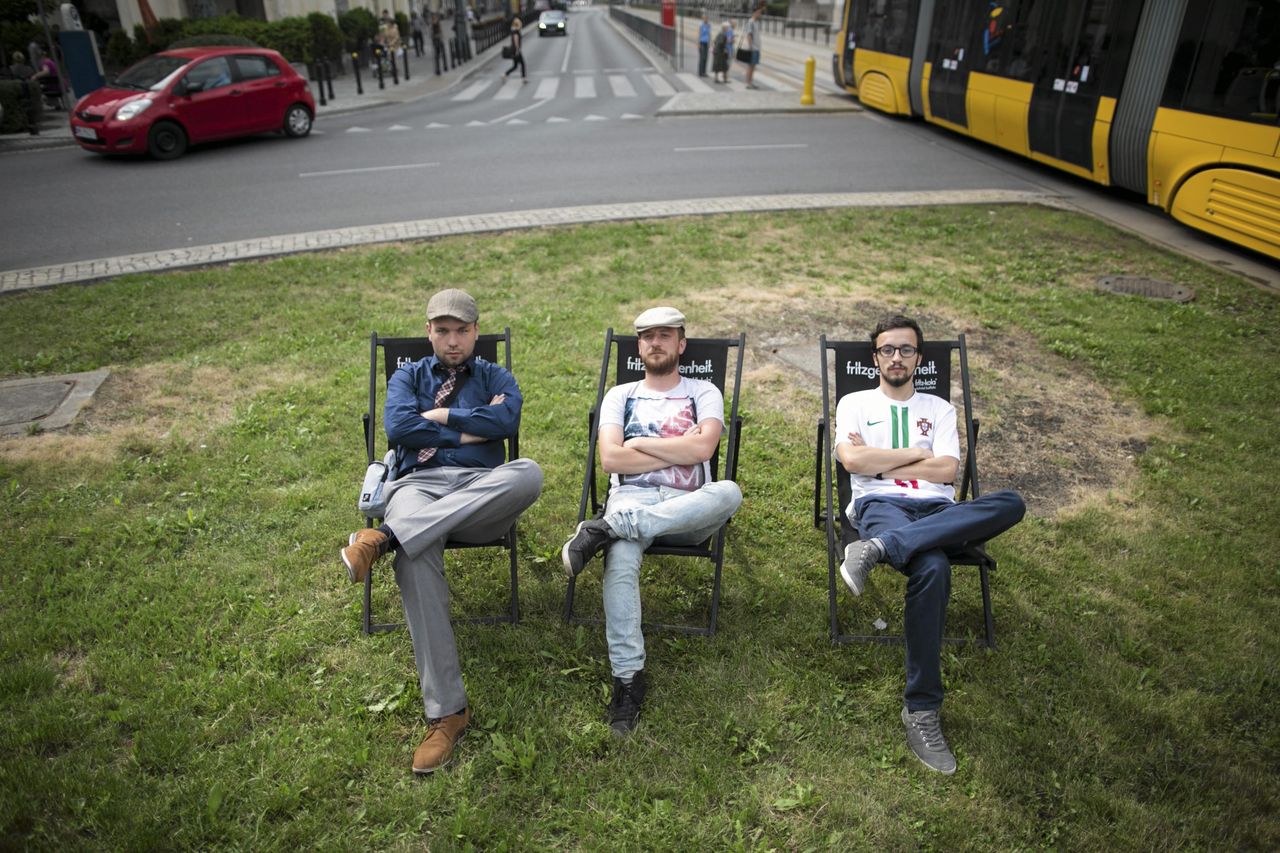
[70,46,315,159]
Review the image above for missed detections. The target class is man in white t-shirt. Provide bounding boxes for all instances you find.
[561,306,743,735]
[834,315,1024,775]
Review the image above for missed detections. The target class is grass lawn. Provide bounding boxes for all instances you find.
[1,205,1277,850]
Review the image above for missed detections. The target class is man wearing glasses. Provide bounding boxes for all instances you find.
[834,315,1024,775]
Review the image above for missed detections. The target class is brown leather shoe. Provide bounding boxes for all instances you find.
[412,708,471,775]
[340,528,387,584]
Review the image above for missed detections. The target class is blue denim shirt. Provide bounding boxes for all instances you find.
[384,354,522,476]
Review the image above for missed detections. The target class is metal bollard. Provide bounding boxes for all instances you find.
[403,48,410,81]
[376,48,385,89]
[352,52,363,95]
[325,59,335,101]
[801,55,815,106]
[391,49,399,84]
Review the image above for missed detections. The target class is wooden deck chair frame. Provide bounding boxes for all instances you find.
[563,328,745,636]
[814,334,996,648]
[360,329,521,635]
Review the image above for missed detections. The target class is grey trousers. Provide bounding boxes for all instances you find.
[382,458,543,719]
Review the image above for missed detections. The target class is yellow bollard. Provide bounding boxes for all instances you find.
[801,55,816,106]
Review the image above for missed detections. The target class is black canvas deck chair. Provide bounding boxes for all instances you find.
[563,328,745,636]
[814,334,996,648]
[359,329,521,635]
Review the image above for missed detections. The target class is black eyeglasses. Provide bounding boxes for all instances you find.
[875,344,918,358]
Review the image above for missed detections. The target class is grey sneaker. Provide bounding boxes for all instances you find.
[561,518,614,579]
[902,706,957,775]
[839,539,883,596]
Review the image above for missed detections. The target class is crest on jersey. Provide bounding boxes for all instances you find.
[917,417,933,436]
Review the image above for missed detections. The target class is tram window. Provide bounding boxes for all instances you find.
[852,0,920,57]
[975,0,1037,81]
[1162,0,1280,125]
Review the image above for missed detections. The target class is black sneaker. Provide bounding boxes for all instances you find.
[608,670,646,736]
[561,518,614,579]
[902,706,957,775]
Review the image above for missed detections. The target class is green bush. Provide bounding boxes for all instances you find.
[338,7,378,53]
[394,11,409,39]
[307,12,343,63]
[104,29,137,70]
[169,33,259,48]
[0,19,42,63]
[133,18,186,52]
[0,78,40,133]
[261,16,310,61]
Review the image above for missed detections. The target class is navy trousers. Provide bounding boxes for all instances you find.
[852,489,1025,711]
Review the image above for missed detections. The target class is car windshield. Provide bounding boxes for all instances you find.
[113,55,189,90]
[541,12,564,22]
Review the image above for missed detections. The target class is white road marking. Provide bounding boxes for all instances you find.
[608,75,637,97]
[493,79,522,100]
[673,143,809,152]
[534,77,559,99]
[489,99,549,124]
[452,80,492,101]
[676,72,713,93]
[575,76,597,98]
[644,73,676,96]
[299,162,440,178]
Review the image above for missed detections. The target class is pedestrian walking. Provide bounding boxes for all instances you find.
[411,9,425,58]
[501,17,525,82]
[697,12,711,77]
[431,13,445,74]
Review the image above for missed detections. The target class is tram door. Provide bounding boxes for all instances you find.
[1026,0,1143,170]
[925,0,985,127]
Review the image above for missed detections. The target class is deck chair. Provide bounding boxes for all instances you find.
[814,334,996,648]
[359,329,521,634]
[563,328,745,636]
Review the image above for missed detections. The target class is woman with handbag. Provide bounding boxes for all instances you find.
[712,22,730,84]
[502,17,526,82]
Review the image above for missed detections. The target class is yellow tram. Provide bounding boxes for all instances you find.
[833,0,1280,260]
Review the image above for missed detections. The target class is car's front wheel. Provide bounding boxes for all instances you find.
[147,121,187,160]
[283,103,313,138]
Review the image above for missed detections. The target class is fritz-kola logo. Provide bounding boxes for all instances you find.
[917,417,933,436]
[846,360,878,378]
[678,359,713,375]
[627,356,713,375]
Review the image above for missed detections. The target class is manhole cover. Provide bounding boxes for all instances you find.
[1096,275,1195,302]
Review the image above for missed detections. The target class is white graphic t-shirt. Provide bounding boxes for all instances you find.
[834,388,960,513]
[599,376,725,491]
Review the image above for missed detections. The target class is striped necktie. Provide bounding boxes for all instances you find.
[416,367,458,464]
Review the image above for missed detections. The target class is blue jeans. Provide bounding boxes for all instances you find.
[851,489,1025,711]
[602,481,742,678]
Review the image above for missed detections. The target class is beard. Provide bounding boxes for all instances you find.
[643,349,680,376]
[882,366,914,388]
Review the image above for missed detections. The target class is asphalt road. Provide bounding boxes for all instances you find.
[0,8,1272,287]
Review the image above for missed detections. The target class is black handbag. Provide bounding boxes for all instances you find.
[501,44,514,59]
[735,46,753,63]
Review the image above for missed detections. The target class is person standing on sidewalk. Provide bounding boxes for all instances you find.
[743,2,764,89]
[697,12,711,77]
[431,13,445,74]
[411,8,426,58]
[340,288,543,775]
[712,21,730,83]
[501,17,525,82]
[833,315,1025,774]
[560,307,743,736]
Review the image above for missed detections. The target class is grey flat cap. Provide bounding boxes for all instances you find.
[426,288,479,323]
[634,306,685,332]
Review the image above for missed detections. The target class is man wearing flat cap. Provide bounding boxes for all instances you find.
[561,306,742,735]
[341,288,542,774]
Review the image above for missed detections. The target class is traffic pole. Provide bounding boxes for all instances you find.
[801,55,815,106]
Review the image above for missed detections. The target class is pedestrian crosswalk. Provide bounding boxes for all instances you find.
[448,68,796,103]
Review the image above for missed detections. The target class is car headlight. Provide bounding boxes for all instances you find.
[539,22,546,27]
[116,98,153,121]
